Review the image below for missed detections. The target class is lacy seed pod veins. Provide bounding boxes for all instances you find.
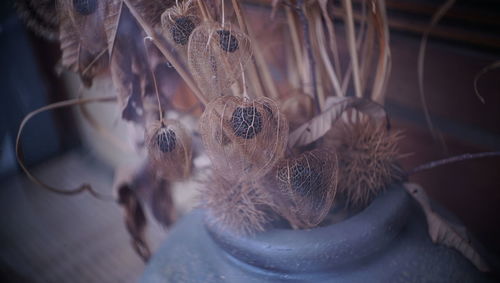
[156,128,177,153]
[171,17,196,45]
[217,30,239,52]
[73,0,98,15]
[231,106,263,139]
[199,96,288,183]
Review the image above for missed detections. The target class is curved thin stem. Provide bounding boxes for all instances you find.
[408,152,500,175]
[16,96,117,201]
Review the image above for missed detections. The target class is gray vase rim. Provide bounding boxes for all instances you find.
[205,184,412,273]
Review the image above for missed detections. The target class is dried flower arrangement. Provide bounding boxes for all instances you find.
[15,0,499,272]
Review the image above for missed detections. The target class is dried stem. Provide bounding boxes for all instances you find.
[342,0,362,98]
[296,0,320,113]
[123,0,207,105]
[418,0,455,148]
[474,60,500,104]
[409,152,500,175]
[231,0,279,99]
[16,96,117,201]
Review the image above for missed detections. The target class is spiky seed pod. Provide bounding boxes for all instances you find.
[275,149,338,229]
[333,118,404,207]
[199,96,288,183]
[200,176,278,235]
[188,23,252,100]
[73,0,97,15]
[146,119,192,181]
[161,0,200,47]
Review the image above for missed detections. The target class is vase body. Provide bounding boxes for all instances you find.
[141,185,491,282]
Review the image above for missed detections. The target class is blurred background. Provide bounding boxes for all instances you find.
[1,0,499,282]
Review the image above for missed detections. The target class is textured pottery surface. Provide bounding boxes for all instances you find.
[141,185,492,282]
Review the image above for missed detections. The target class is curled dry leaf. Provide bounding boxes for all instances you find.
[188,22,253,101]
[146,119,192,181]
[404,183,489,272]
[288,96,388,148]
[117,183,151,262]
[109,4,162,123]
[200,176,278,235]
[199,96,288,183]
[328,118,404,207]
[275,149,338,229]
[58,0,109,86]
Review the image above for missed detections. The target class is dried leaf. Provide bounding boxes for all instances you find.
[404,183,489,272]
[58,0,109,86]
[150,179,176,228]
[288,96,387,148]
[117,184,151,262]
[109,4,158,123]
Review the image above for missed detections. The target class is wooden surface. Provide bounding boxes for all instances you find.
[0,152,167,283]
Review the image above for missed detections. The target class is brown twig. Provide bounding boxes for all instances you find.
[16,96,117,201]
[408,152,500,175]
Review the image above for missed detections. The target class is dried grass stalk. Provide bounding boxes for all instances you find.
[146,119,192,181]
[199,96,288,183]
[200,176,278,235]
[275,149,338,229]
[187,22,252,100]
[332,118,404,207]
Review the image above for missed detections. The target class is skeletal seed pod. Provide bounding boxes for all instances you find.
[201,176,278,235]
[146,119,192,181]
[199,96,288,183]
[275,149,338,229]
[73,0,97,15]
[156,128,177,153]
[231,106,263,139]
[217,30,239,52]
[161,1,200,48]
[170,17,196,45]
[188,23,252,100]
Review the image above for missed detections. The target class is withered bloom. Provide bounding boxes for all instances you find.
[146,119,192,181]
[275,149,338,229]
[199,96,288,183]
